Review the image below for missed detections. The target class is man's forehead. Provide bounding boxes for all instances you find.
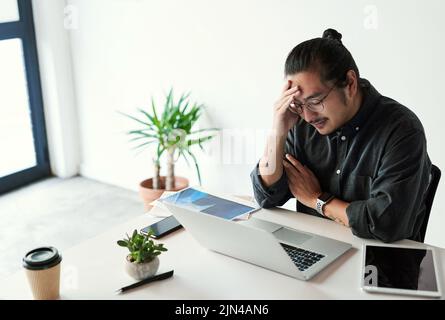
[286,72,326,95]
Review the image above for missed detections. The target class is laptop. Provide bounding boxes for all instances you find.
[160,188,352,281]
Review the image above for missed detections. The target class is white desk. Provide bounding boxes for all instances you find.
[1,201,444,300]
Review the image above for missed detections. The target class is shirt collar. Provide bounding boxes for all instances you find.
[329,78,381,139]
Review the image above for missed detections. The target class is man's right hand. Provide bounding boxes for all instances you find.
[258,80,301,185]
[272,80,301,137]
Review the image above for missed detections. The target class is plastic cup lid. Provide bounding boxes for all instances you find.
[23,247,62,270]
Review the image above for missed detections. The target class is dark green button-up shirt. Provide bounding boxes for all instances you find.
[250,79,431,243]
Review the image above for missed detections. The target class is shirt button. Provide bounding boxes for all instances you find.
[341,136,346,141]
[355,127,360,131]
[336,169,341,175]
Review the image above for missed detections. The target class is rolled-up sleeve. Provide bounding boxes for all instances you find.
[346,129,431,243]
[250,163,292,208]
[250,127,296,208]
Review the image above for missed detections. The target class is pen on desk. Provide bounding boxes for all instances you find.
[115,270,174,294]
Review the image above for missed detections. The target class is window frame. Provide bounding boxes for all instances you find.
[0,0,50,195]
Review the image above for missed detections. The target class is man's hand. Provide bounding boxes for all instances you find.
[272,80,302,137]
[283,154,321,209]
[258,80,301,185]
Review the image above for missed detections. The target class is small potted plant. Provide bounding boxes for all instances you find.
[117,229,168,280]
[120,88,218,210]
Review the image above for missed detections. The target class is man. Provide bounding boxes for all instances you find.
[250,29,431,243]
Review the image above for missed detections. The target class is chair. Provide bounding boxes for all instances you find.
[419,164,441,243]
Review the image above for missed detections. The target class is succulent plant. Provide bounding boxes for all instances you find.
[117,229,167,263]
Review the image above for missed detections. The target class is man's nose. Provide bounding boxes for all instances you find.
[302,107,319,122]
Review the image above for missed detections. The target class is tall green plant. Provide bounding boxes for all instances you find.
[120,88,218,190]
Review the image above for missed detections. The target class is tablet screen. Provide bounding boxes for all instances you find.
[161,188,256,220]
[363,245,439,293]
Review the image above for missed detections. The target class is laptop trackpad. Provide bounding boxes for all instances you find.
[273,227,312,246]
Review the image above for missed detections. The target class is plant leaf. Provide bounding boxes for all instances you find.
[185,149,202,185]
[151,96,159,122]
[137,108,161,130]
[189,128,220,135]
[186,135,215,148]
[117,240,128,247]
[177,91,191,109]
[178,149,191,167]
[128,135,156,143]
[162,88,174,120]
[118,111,152,127]
[127,129,158,137]
[131,140,157,151]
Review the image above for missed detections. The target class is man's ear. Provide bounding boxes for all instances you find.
[344,70,359,102]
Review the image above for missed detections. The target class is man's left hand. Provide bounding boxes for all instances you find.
[283,154,322,208]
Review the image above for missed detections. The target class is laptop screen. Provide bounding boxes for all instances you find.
[160,188,256,220]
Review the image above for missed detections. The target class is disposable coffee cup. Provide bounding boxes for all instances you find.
[23,247,62,300]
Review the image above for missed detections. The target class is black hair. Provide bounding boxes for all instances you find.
[284,28,360,88]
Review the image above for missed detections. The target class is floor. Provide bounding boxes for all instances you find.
[0,176,144,280]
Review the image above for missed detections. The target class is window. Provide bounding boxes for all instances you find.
[0,0,19,23]
[0,0,50,194]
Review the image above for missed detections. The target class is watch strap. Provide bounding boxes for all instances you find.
[316,192,334,216]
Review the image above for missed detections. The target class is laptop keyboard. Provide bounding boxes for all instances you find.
[280,243,325,272]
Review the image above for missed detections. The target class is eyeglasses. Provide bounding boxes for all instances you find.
[288,84,337,115]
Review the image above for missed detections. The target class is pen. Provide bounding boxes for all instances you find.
[115,270,174,294]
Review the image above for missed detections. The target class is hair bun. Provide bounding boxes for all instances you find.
[322,28,343,44]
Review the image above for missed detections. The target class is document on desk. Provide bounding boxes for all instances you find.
[149,191,177,217]
[158,187,259,220]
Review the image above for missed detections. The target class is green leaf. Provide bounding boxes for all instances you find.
[118,111,152,127]
[131,140,157,151]
[137,108,161,130]
[162,88,174,119]
[178,149,191,167]
[127,130,158,138]
[117,240,128,247]
[186,135,215,148]
[127,127,157,135]
[156,144,165,162]
[186,149,202,185]
[189,128,220,135]
[177,91,191,109]
[151,96,159,122]
[128,135,156,143]
[181,101,190,114]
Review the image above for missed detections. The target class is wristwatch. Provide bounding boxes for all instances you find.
[316,192,335,216]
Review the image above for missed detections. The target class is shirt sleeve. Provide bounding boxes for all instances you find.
[250,163,292,208]
[346,129,431,243]
[250,128,295,208]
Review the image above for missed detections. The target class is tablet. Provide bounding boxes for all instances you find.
[159,187,259,220]
[361,244,442,298]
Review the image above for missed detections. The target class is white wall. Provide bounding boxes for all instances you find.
[32,0,80,178]
[61,0,445,247]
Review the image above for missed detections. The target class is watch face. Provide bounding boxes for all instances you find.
[319,192,333,202]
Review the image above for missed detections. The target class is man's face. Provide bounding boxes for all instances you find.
[286,71,354,135]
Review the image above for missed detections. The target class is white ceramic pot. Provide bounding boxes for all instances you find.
[125,256,160,280]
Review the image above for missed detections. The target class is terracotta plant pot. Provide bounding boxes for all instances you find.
[139,176,189,212]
